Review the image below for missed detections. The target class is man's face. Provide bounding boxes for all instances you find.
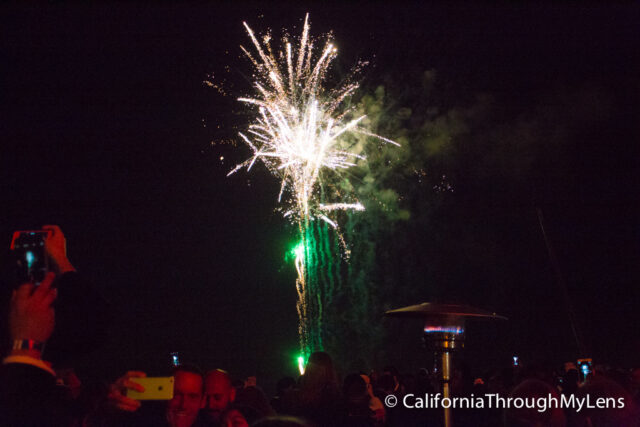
[166,371,204,427]
[204,371,235,422]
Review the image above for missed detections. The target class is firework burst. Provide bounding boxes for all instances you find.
[229,14,396,357]
[229,13,397,224]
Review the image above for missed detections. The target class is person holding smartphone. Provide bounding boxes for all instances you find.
[0,225,106,426]
[0,225,71,425]
[105,365,207,427]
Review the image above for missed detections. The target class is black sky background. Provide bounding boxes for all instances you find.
[1,2,639,388]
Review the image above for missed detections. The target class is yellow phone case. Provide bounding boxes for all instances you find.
[127,377,174,400]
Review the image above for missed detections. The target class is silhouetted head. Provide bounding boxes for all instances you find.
[300,352,339,405]
[276,376,296,397]
[577,375,639,426]
[343,373,368,403]
[235,385,275,419]
[504,379,566,427]
[204,369,236,423]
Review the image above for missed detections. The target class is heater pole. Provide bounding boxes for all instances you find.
[386,304,507,427]
[441,350,453,427]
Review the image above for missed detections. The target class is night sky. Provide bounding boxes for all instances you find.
[1,2,638,387]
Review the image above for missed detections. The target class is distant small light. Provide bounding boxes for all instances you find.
[298,356,306,375]
[171,352,180,367]
[25,251,35,268]
[220,156,224,161]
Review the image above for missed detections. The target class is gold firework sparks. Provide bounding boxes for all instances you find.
[229,13,397,226]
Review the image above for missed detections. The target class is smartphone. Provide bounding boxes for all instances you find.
[10,230,50,285]
[127,377,174,400]
[577,358,593,381]
[170,352,180,367]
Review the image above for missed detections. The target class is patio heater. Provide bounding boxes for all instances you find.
[386,302,507,427]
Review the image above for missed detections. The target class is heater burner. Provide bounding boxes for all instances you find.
[386,302,506,427]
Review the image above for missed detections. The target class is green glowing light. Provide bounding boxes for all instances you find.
[292,241,305,261]
[286,241,306,262]
[297,355,306,375]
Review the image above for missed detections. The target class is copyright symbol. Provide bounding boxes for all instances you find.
[384,394,398,408]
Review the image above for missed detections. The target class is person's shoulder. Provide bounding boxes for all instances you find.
[0,362,56,383]
[0,363,69,427]
[0,362,58,404]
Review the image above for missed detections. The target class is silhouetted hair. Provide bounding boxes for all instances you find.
[504,379,566,427]
[377,373,395,392]
[343,374,367,400]
[235,386,275,419]
[277,376,296,396]
[299,351,340,408]
[382,366,399,378]
[205,369,234,392]
[173,363,204,378]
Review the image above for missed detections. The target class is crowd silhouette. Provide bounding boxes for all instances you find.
[0,227,638,426]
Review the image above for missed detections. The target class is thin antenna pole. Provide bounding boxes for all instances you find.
[536,207,586,357]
